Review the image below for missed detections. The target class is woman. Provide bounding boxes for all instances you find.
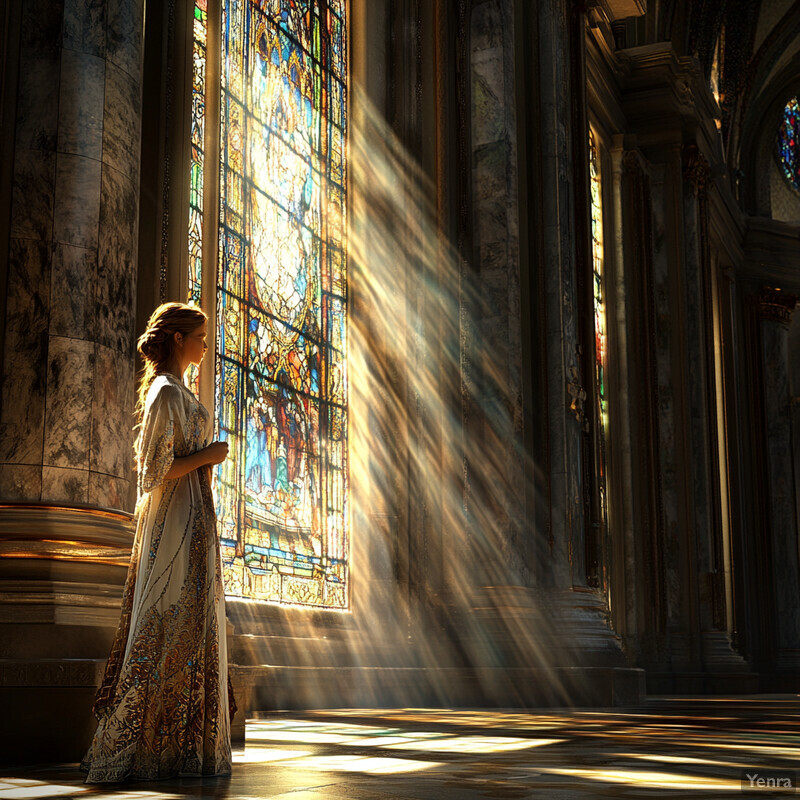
[81,303,235,782]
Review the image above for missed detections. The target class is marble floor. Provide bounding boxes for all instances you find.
[2,697,799,799]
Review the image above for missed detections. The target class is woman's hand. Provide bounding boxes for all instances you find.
[203,440,229,466]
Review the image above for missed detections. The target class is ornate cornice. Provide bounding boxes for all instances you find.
[756,288,800,325]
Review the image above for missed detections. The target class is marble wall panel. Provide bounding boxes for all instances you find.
[53,154,102,250]
[471,49,506,148]
[479,315,510,362]
[471,1,504,52]
[102,62,142,178]
[91,344,135,480]
[11,149,56,241]
[15,54,60,151]
[0,330,47,465]
[41,466,89,504]
[0,465,43,502]
[63,0,106,57]
[97,165,137,353]
[43,336,94,469]
[88,471,133,512]
[477,267,510,321]
[790,314,800,393]
[50,244,97,339]
[473,141,509,202]
[761,320,800,652]
[106,0,145,80]
[58,51,105,160]
[20,0,64,58]
[6,238,51,334]
[476,204,510,273]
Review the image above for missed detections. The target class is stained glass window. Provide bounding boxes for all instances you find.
[778,96,800,193]
[589,130,607,425]
[189,0,207,308]
[198,0,349,609]
[187,0,208,395]
[588,130,608,549]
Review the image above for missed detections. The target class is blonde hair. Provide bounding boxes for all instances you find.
[135,302,207,434]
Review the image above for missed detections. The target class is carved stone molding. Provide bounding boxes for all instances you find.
[596,0,646,23]
[567,366,588,429]
[0,504,132,624]
[756,288,800,326]
[0,503,133,547]
[622,149,644,176]
[683,144,712,197]
[0,658,106,687]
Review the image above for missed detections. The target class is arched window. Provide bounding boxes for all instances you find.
[190,0,348,610]
[777,96,800,193]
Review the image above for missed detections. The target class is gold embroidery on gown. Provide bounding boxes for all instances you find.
[81,375,234,783]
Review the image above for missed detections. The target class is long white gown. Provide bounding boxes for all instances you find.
[81,374,234,782]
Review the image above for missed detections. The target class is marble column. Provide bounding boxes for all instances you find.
[1,0,143,510]
[535,0,626,671]
[647,154,692,667]
[468,0,526,582]
[683,147,749,676]
[757,289,800,673]
[0,0,144,764]
[443,0,638,707]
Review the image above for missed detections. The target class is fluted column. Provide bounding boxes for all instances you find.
[757,288,800,673]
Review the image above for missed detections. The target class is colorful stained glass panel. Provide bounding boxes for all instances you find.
[589,130,607,421]
[778,96,800,193]
[214,0,348,609]
[187,0,209,395]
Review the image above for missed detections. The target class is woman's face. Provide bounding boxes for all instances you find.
[183,320,209,366]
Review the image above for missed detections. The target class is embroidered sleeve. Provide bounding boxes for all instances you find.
[137,382,184,493]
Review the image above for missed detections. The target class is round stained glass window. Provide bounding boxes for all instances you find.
[777,96,800,192]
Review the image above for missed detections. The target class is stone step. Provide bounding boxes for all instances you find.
[229,664,645,711]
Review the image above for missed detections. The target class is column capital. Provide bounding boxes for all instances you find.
[756,287,800,326]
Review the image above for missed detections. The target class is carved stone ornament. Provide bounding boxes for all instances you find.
[567,366,588,429]
[757,288,800,325]
[675,74,695,109]
[683,145,712,197]
[622,150,643,176]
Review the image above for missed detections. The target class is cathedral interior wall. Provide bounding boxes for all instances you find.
[0,0,798,765]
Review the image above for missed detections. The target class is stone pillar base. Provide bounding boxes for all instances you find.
[230,666,255,746]
[774,649,800,674]
[462,586,627,670]
[546,588,628,667]
[646,670,760,695]
[701,630,751,672]
[0,659,105,766]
